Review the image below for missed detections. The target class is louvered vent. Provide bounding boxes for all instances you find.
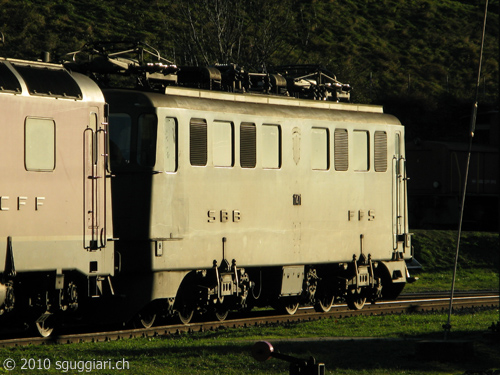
[240,123,256,168]
[334,129,348,171]
[374,131,387,172]
[190,118,207,166]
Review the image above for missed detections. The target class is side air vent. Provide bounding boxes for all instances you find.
[13,64,82,99]
[240,123,256,168]
[374,131,388,172]
[190,118,207,166]
[334,128,348,171]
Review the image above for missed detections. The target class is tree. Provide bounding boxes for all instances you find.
[166,0,296,69]
[169,0,246,65]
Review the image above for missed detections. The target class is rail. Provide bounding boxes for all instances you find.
[0,291,497,348]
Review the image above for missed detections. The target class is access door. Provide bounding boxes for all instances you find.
[84,110,107,250]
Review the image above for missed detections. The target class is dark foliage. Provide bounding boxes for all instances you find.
[0,0,498,140]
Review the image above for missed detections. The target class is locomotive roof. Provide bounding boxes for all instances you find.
[0,58,104,103]
[103,87,402,126]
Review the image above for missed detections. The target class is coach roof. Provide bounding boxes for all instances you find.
[103,87,402,126]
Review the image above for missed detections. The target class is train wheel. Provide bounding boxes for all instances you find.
[177,307,194,325]
[35,315,55,337]
[279,299,299,315]
[314,295,334,313]
[214,307,229,322]
[346,293,366,310]
[137,313,156,329]
[133,304,157,329]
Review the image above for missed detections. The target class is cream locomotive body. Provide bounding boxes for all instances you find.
[0,58,114,335]
[106,86,412,323]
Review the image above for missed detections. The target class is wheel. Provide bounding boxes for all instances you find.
[314,294,334,313]
[346,293,366,310]
[137,312,156,329]
[177,307,194,325]
[213,306,229,322]
[278,299,299,315]
[35,315,55,337]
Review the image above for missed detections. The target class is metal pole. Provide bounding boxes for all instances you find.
[444,0,488,340]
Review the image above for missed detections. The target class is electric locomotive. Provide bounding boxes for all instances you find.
[81,44,416,326]
[0,58,115,336]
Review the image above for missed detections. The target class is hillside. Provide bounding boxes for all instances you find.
[0,0,498,139]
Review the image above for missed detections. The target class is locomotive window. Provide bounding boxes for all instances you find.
[240,122,256,168]
[190,118,207,166]
[0,62,22,93]
[353,130,369,171]
[137,114,158,168]
[89,113,98,165]
[374,131,388,172]
[164,117,178,172]
[25,117,55,171]
[395,133,401,175]
[109,113,132,169]
[14,64,82,99]
[213,121,234,167]
[311,127,329,170]
[334,128,348,171]
[262,124,281,169]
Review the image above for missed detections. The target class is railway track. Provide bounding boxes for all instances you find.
[0,291,497,348]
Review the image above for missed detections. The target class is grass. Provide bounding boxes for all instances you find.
[407,230,499,293]
[405,268,499,293]
[0,309,498,374]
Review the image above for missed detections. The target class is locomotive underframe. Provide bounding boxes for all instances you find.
[0,268,117,335]
[113,253,408,326]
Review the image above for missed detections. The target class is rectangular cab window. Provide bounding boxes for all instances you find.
[311,127,329,170]
[137,114,158,167]
[353,130,370,171]
[109,113,132,169]
[395,133,401,175]
[213,121,234,167]
[25,117,55,171]
[262,124,281,169]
